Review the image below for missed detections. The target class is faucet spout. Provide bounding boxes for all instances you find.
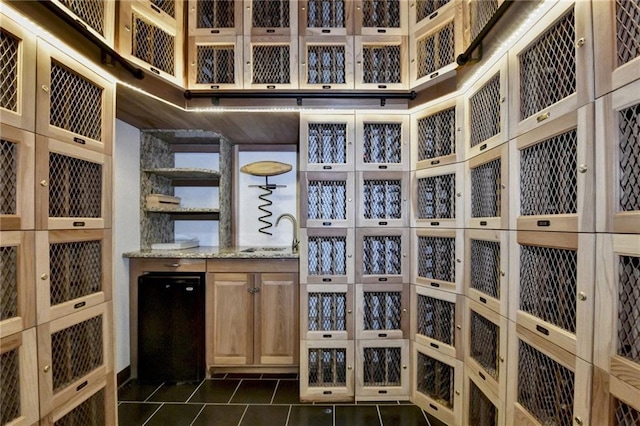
[275,213,299,252]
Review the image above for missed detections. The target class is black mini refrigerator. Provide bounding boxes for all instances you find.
[138,273,206,383]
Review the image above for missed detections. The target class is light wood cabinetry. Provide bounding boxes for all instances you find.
[0,124,35,231]
[188,35,244,90]
[411,163,464,228]
[465,143,508,230]
[354,35,409,90]
[355,283,409,340]
[301,171,355,228]
[301,284,354,340]
[0,11,36,132]
[206,258,299,368]
[355,339,410,400]
[354,0,408,36]
[244,0,298,36]
[243,36,299,89]
[299,36,355,89]
[411,228,463,294]
[49,0,116,47]
[298,0,354,36]
[592,367,640,426]
[463,365,505,426]
[300,227,355,284]
[356,171,409,227]
[355,112,410,171]
[356,227,409,284]
[300,340,355,401]
[300,112,355,172]
[410,0,457,35]
[188,0,243,36]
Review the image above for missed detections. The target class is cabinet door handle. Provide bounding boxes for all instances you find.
[165,263,180,268]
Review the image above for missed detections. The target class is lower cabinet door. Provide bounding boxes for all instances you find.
[300,340,355,402]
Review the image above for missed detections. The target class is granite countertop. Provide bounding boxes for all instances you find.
[123,246,299,259]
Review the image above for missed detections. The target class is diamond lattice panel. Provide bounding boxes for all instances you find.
[151,0,175,18]
[363,347,401,386]
[51,315,103,392]
[363,291,402,330]
[197,0,235,28]
[308,236,347,275]
[0,246,18,321]
[307,0,345,28]
[0,139,17,215]
[616,0,640,66]
[0,29,19,112]
[520,129,577,216]
[50,240,102,306]
[470,239,500,299]
[308,347,347,386]
[49,153,103,218]
[617,255,640,364]
[416,351,454,408]
[470,311,499,380]
[361,0,400,28]
[417,21,454,79]
[471,158,501,218]
[362,235,402,275]
[615,399,640,425]
[59,0,105,35]
[417,236,455,283]
[517,340,575,426]
[362,44,401,84]
[308,180,347,220]
[307,45,346,84]
[415,0,451,23]
[470,0,498,41]
[50,61,103,142]
[619,103,640,212]
[520,244,577,333]
[307,122,347,164]
[132,13,175,75]
[416,293,454,345]
[417,174,455,219]
[417,107,456,161]
[469,380,498,426]
[252,45,290,84]
[469,74,500,148]
[519,9,576,120]
[0,348,20,425]
[308,292,347,331]
[363,123,402,163]
[197,45,235,84]
[363,179,402,219]
[54,388,105,426]
[253,0,290,28]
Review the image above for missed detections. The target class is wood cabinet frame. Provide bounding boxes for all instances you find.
[595,79,640,234]
[354,0,409,36]
[510,104,595,233]
[0,328,39,426]
[37,302,114,417]
[187,35,244,89]
[356,227,410,284]
[0,124,34,231]
[592,0,640,97]
[411,228,464,294]
[354,36,409,90]
[50,0,115,47]
[300,171,355,228]
[299,36,355,89]
[410,0,458,35]
[462,54,508,161]
[594,233,640,391]
[300,339,355,401]
[355,338,410,400]
[356,171,409,227]
[0,231,35,338]
[463,299,507,402]
[464,229,508,318]
[412,341,464,426]
[411,285,463,360]
[298,0,354,36]
[300,111,356,172]
[243,36,299,89]
[36,40,114,155]
[300,227,355,284]
[465,143,508,229]
[188,0,244,36]
[411,163,465,228]
[0,11,36,132]
[355,283,409,340]
[244,0,299,36]
[591,367,640,426]
[35,135,112,230]
[508,231,595,362]
[35,229,112,325]
[301,283,354,340]
[410,92,464,170]
[355,112,410,171]
[464,366,506,426]
[507,0,594,139]
[505,322,592,426]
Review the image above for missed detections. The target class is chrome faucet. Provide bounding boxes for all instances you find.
[275,213,299,252]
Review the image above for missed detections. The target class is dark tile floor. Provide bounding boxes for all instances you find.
[117,373,448,426]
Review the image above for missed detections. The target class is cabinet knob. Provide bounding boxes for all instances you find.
[456,324,461,330]
[43,365,51,373]
[500,270,506,277]
[40,273,49,280]
[456,192,462,197]
[574,417,583,425]
[402,309,407,313]
[41,85,49,93]
[577,292,587,301]
[40,180,49,187]
[347,309,352,314]
[455,390,460,396]
[577,164,588,174]
[575,38,585,48]
[347,365,352,370]
[402,365,407,369]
